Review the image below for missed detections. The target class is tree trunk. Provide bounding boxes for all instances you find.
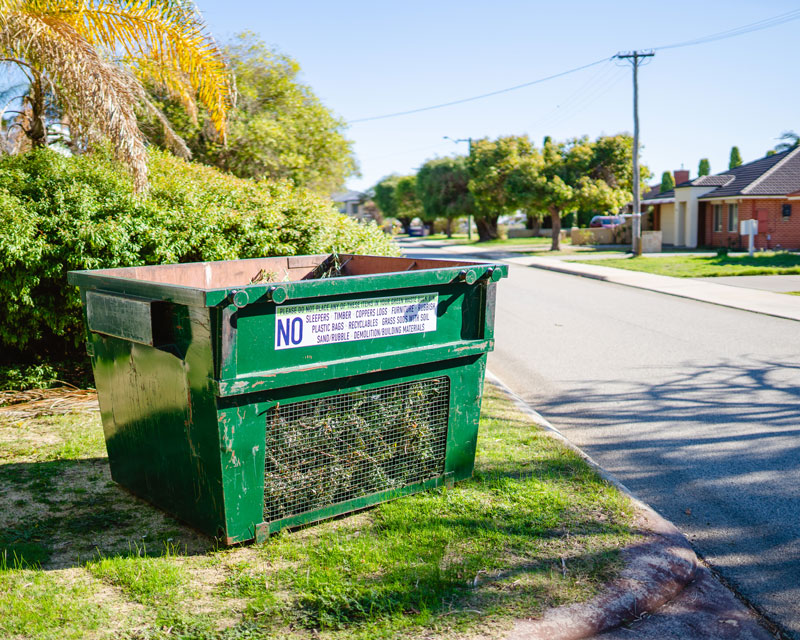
[398,217,412,235]
[527,215,541,234]
[445,218,453,238]
[475,216,499,242]
[27,76,47,149]
[424,221,434,236]
[549,207,561,251]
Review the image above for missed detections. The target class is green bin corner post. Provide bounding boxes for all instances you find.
[69,256,507,545]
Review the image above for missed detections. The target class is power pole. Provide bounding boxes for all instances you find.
[615,50,653,256]
[444,136,473,240]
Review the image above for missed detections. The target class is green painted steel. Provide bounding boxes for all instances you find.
[68,254,507,544]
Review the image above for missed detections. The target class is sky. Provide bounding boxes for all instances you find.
[198,0,800,193]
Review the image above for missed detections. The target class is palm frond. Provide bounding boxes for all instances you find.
[54,0,234,138]
[139,94,190,158]
[1,11,148,189]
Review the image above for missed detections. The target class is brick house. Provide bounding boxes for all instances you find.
[642,147,800,249]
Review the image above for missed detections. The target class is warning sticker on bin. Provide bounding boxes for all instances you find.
[275,293,438,350]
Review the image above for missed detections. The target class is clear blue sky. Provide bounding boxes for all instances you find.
[199,0,800,192]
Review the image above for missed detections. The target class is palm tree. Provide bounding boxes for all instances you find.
[0,0,234,190]
[774,131,800,154]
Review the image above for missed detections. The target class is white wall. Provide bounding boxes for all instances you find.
[660,202,676,245]
[673,186,717,247]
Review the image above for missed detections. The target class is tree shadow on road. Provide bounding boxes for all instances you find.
[523,356,800,632]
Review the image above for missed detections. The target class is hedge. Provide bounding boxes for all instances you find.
[0,148,396,363]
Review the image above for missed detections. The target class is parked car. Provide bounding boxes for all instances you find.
[589,215,624,228]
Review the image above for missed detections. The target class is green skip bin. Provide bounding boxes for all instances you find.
[68,254,507,544]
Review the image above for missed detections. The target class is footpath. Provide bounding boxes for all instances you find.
[403,239,785,639]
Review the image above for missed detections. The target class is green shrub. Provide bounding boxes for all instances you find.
[0,149,396,364]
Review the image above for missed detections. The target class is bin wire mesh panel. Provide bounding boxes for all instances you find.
[264,377,450,522]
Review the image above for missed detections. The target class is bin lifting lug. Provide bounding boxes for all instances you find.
[457,269,478,284]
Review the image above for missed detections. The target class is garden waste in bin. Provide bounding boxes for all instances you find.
[68,254,507,544]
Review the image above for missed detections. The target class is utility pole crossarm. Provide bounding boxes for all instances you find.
[615,50,654,256]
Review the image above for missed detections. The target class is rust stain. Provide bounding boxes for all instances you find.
[295,364,328,373]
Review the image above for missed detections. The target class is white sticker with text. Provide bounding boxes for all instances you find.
[274,293,438,350]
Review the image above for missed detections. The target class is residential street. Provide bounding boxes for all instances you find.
[405,244,800,639]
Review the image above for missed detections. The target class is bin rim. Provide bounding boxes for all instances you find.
[67,254,508,307]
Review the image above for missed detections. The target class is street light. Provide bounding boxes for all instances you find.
[444,136,473,241]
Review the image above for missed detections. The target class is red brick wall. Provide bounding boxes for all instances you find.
[703,199,800,250]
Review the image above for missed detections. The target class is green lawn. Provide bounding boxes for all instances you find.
[570,252,800,278]
[0,384,637,640]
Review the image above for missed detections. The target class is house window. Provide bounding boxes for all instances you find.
[727,203,738,232]
[713,204,722,232]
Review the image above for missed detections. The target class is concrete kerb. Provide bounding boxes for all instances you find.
[485,370,699,640]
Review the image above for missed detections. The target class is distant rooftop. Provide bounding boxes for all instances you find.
[331,190,367,203]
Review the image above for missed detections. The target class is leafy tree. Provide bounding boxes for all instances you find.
[0,0,233,190]
[415,156,474,237]
[372,174,420,234]
[698,158,711,176]
[729,146,742,169]
[533,135,638,251]
[660,171,675,193]
[145,32,356,194]
[467,135,541,241]
[767,149,777,156]
[373,174,400,222]
[394,174,423,232]
[774,131,800,153]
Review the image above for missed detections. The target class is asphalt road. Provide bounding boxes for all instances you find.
[406,246,800,638]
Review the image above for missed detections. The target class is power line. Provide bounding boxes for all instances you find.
[348,57,611,124]
[654,9,800,51]
[528,64,625,133]
[346,8,800,125]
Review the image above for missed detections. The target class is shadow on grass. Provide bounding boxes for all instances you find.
[0,457,213,569]
[0,448,644,636]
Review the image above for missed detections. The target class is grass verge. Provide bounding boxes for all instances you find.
[570,251,800,277]
[0,383,638,639]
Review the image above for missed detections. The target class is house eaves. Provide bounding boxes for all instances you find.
[642,197,674,205]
